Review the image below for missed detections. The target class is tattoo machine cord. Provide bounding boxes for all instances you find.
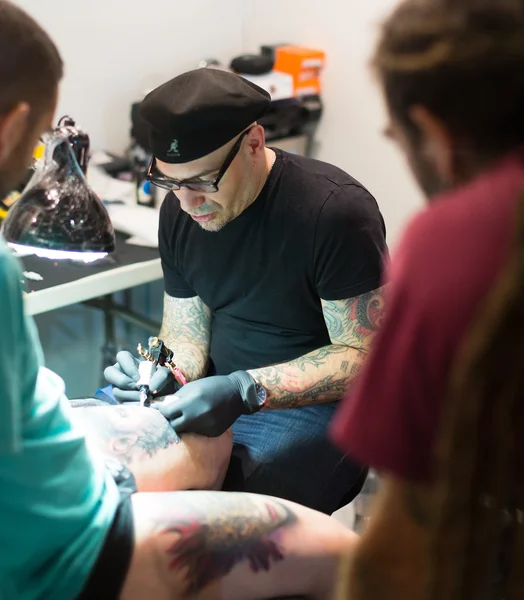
[137,336,188,386]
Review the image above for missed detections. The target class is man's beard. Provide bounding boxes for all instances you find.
[198,214,234,232]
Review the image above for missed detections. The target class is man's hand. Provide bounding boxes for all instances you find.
[157,371,257,437]
[104,351,176,403]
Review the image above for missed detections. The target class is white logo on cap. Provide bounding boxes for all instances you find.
[167,139,180,156]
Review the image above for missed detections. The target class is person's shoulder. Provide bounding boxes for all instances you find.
[401,184,499,258]
[278,150,380,216]
[402,154,524,266]
[320,181,381,221]
[392,198,466,285]
[280,150,369,190]
[0,239,30,353]
[392,183,513,305]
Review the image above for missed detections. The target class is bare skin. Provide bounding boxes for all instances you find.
[68,402,358,600]
[121,490,358,600]
[68,401,359,599]
[69,401,232,492]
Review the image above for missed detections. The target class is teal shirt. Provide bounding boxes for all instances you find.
[0,239,120,599]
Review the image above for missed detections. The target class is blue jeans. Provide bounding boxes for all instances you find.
[222,402,364,514]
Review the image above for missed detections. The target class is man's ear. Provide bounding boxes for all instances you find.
[0,102,31,165]
[409,105,455,186]
[246,123,266,156]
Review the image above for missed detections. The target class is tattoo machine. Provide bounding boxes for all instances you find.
[137,337,184,442]
[136,360,155,408]
[137,337,188,387]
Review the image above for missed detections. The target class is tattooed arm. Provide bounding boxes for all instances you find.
[120,489,358,600]
[69,401,232,492]
[159,293,212,382]
[336,475,432,600]
[248,287,386,409]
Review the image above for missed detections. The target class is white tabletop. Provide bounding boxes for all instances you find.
[24,256,162,316]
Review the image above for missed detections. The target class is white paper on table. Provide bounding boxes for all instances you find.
[90,151,114,166]
[86,165,159,247]
[108,205,160,247]
[23,271,44,281]
[87,165,135,206]
[126,235,158,248]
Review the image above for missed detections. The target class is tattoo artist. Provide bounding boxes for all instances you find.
[105,68,388,514]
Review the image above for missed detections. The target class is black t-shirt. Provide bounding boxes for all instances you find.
[158,149,387,375]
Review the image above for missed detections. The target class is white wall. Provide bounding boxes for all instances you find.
[16,0,422,245]
[15,0,245,153]
[243,0,424,246]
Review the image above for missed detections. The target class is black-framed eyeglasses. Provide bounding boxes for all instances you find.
[146,127,252,193]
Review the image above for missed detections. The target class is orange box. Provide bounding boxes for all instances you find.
[273,46,325,97]
[294,77,322,97]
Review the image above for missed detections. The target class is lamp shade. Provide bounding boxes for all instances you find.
[2,118,115,258]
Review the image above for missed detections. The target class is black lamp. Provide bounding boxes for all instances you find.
[2,116,115,261]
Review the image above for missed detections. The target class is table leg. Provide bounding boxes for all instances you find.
[83,295,161,387]
[101,294,117,378]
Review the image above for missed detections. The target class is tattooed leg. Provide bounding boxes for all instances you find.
[69,404,232,492]
[120,491,358,600]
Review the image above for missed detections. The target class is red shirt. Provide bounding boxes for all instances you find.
[331,151,524,483]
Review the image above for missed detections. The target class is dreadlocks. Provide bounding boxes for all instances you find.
[429,196,524,600]
[373,1,524,598]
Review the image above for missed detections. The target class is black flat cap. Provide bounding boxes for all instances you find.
[140,68,271,164]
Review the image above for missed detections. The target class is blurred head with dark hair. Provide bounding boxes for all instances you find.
[0,0,62,197]
[374,0,524,198]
